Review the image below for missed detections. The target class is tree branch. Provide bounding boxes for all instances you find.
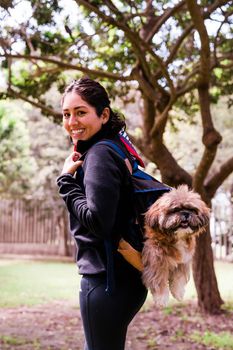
[152,141,193,186]
[132,67,158,100]
[127,131,193,187]
[7,88,62,122]
[186,0,210,84]
[141,94,157,137]
[150,97,176,137]
[166,0,230,65]
[186,0,222,191]
[143,0,186,42]
[0,53,132,81]
[205,156,233,198]
[132,65,170,100]
[176,81,198,96]
[74,0,152,83]
[193,146,218,193]
[30,67,61,78]
[75,0,175,95]
[166,24,193,65]
[192,88,222,191]
[176,65,200,94]
[7,56,12,90]
[104,0,123,17]
[213,11,233,66]
[131,94,192,186]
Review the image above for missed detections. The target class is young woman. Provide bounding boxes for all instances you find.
[57,78,147,350]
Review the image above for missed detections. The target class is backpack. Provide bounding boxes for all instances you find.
[98,139,171,250]
[95,139,171,293]
[77,137,171,293]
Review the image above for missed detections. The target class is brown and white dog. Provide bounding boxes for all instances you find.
[142,185,210,307]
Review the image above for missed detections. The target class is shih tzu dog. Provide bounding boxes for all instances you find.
[142,185,210,307]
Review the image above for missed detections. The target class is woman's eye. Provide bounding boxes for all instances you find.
[77,111,85,117]
[63,113,70,119]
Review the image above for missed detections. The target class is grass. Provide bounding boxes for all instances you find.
[146,260,233,307]
[0,335,41,349]
[0,335,32,348]
[0,258,232,308]
[190,331,233,349]
[178,260,233,302]
[214,261,233,301]
[0,335,28,346]
[0,259,79,307]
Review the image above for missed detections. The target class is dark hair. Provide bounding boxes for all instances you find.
[61,77,126,136]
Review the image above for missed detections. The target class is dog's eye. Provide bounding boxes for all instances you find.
[169,208,181,214]
[189,208,198,214]
[169,207,198,214]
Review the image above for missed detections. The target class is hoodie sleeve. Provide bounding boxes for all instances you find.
[56,144,125,238]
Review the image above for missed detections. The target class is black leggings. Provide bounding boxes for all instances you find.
[79,267,147,350]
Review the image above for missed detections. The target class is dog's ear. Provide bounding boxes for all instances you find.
[198,209,210,228]
[193,195,210,229]
[144,204,160,230]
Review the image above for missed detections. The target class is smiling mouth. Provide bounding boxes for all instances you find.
[71,129,85,137]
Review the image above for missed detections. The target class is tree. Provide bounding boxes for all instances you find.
[0,0,233,313]
[0,98,72,255]
[0,101,36,196]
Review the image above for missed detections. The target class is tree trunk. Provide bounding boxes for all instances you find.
[140,97,224,314]
[192,225,224,314]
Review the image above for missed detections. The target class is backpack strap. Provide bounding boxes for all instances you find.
[95,139,136,294]
[97,139,136,175]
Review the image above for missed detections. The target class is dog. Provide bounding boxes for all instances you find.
[142,185,210,307]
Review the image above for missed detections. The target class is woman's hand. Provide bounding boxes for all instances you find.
[61,152,83,175]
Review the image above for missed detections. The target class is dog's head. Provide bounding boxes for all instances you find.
[145,185,210,238]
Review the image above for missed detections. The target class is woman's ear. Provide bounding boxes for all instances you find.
[101,107,110,124]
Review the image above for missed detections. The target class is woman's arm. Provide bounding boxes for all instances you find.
[57,144,125,238]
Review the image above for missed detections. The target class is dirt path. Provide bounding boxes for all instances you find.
[0,301,232,350]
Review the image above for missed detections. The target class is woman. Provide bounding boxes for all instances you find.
[57,77,147,350]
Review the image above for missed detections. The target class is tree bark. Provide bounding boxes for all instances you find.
[141,96,192,186]
[192,225,224,314]
[185,0,224,313]
[132,93,224,313]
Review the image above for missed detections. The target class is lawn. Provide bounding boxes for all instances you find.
[181,260,233,302]
[0,259,79,307]
[0,258,233,350]
[0,258,232,307]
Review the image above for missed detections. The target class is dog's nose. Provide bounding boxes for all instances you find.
[181,211,190,220]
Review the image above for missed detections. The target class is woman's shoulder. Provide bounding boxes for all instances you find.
[86,137,123,157]
[83,137,127,170]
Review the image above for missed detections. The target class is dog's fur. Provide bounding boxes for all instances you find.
[142,185,210,307]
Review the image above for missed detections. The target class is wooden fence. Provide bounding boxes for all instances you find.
[0,196,232,259]
[210,195,233,260]
[0,199,74,256]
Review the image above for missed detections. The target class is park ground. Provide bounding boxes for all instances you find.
[0,257,233,350]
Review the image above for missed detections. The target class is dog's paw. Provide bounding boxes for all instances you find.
[154,289,170,307]
[170,281,185,301]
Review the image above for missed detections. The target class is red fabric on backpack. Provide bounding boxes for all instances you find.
[119,133,145,168]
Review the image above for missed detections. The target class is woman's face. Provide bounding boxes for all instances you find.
[62,92,109,144]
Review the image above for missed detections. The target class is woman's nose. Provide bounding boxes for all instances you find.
[69,114,78,126]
